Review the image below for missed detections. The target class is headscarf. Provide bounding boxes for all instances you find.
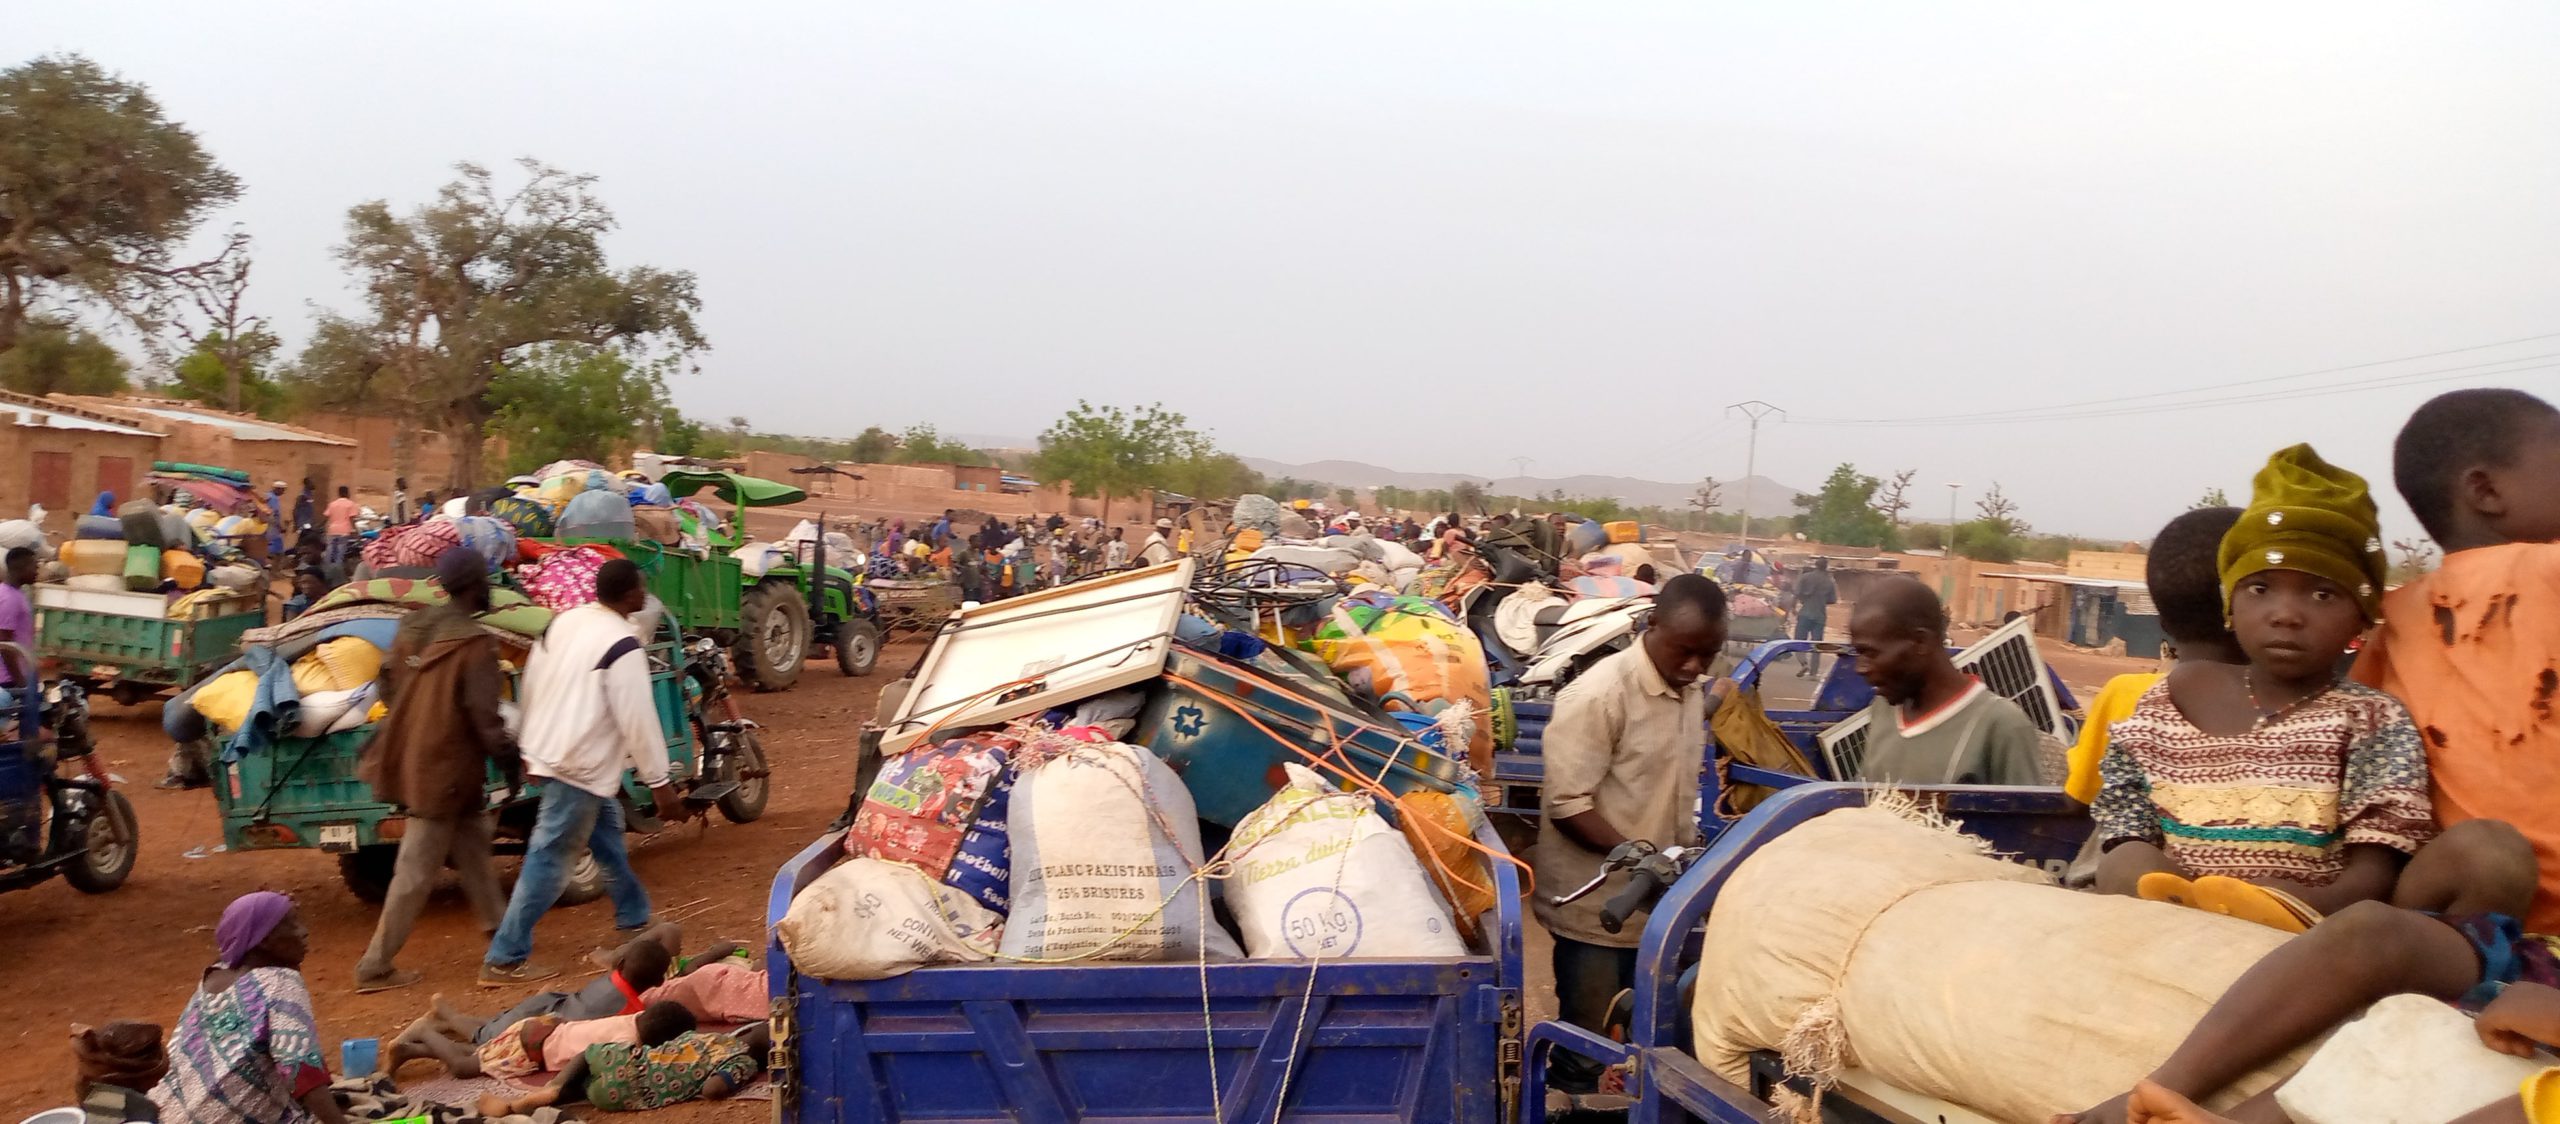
[2219,443,2388,619]
[434,544,488,593]
[214,891,293,968]
[72,1020,167,1097]
[90,491,117,517]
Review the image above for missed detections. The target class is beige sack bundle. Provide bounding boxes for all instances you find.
[1691,801,2312,1123]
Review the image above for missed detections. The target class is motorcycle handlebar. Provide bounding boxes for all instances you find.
[1599,867,1666,934]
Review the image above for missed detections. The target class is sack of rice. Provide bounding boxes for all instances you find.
[776,856,1002,980]
[1000,731,1240,962]
[1224,764,1465,959]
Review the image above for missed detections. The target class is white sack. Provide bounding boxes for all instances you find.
[1001,738,1241,962]
[2277,994,2547,1124]
[1225,764,1465,960]
[778,856,1002,980]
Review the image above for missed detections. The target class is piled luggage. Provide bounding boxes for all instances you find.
[775,557,1515,981]
[765,558,1525,1124]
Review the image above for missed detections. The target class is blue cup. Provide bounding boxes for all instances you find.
[340,1036,379,1076]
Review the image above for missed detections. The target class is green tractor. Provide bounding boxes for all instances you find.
[658,471,881,692]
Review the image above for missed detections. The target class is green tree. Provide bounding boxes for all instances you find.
[891,424,988,466]
[0,318,128,394]
[1333,487,1357,510]
[1160,451,1262,501]
[2193,486,2231,510]
[1904,523,1946,551]
[1034,401,1208,512]
[487,344,684,474]
[163,328,283,416]
[849,426,896,464]
[292,159,704,488]
[1452,480,1487,515]
[1374,485,1409,511]
[1791,463,1900,548]
[1952,519,2025,563]
[0,55,243,351]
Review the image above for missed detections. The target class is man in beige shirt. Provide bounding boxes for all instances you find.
[1533,573,1730,1094]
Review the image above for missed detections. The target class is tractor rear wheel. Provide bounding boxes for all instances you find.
[735,582,809,692]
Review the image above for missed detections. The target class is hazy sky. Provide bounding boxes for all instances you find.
[17,2,2559,539]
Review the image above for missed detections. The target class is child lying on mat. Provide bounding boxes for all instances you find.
[479,1021,772,1115]
[386,999,694,1082]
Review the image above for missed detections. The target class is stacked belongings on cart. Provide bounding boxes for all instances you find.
[775,559,1518,980]
[148,462,271,566]
[163,572,558,762]
[51,491,259,611]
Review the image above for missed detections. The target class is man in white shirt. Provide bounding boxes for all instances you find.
[482,560,691,986]
[1141,518,1177,565]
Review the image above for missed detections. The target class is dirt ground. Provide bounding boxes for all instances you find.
[0,639,932,1122]
[0,608,2149,1121]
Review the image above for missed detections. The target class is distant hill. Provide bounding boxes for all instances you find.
[1238,457,1808,518]
[943,436,1808,516]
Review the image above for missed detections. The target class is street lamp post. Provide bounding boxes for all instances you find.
[1945,482,1963,552]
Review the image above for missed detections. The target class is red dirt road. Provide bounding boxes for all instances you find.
[0,640,923,1122]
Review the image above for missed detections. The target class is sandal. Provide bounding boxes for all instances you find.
[2191,876,2321,934]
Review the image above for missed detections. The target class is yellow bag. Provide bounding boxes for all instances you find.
[1398,790,1494,943]
[190,669,259,733]
[1604,520,1640,544]
[1710,688,1820,818]
[1309,595,1494,775]
[290,637,384,695]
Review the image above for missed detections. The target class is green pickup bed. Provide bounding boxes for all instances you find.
[33,584,263,705]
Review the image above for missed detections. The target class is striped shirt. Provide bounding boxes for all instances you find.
[2093,679,2434,885]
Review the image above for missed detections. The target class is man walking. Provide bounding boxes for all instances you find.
[354,547,512,993]
[292,478,317,545]
[1790,557,1838,677]
[483,560,689,986]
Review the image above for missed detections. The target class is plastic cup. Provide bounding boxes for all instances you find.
[340,1036,379,1076]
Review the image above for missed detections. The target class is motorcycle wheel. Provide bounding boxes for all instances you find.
[715,730,771,824]
[63,791,139,894]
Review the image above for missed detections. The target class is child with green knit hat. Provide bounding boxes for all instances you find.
[2089,443,2432,932]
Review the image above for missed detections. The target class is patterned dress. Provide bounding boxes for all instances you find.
[2092,680,2434,884]
[581,1031,760,1111]
[151,967,329,1124]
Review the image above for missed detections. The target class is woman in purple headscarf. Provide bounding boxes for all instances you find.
[153,892,346,1123]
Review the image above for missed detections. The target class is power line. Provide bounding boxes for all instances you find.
[1792,354,2560,428]
[1791,330,2560,427]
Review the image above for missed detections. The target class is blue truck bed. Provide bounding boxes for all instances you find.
[765,819,1526,1124]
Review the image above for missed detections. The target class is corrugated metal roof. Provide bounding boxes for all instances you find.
[3,402,160,437]
[113,404,353,444]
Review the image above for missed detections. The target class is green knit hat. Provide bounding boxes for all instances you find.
[2219,443,2387,619]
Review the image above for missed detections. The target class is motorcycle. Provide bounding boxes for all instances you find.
[0,643,138,896]
[679,637,771,824]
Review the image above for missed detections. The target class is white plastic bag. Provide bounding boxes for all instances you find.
[777,856,1002,980]
[1000,737,1241,962]
[1225,764,1464,959]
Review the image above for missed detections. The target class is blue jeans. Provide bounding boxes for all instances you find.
[486,782,651,966]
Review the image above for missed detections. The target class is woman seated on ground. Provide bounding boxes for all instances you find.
[154,892,346,1124]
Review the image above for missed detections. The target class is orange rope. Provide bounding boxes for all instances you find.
[1162,670,1532,895]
